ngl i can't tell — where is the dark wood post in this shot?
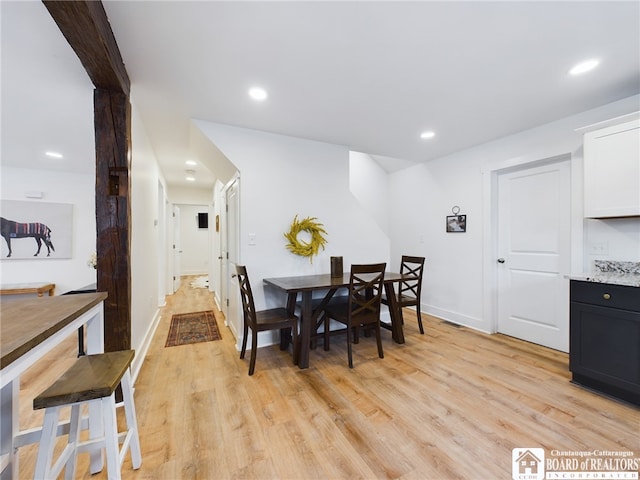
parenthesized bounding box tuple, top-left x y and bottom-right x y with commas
(95, 89, 132, 352)
(43, 1, 132, 352)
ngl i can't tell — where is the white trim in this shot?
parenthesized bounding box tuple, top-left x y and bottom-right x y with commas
(482, 153, 579, 336)
(574, 111, 640, 134)
(131, 308, 162, 384)
(423, 304, 490, 334)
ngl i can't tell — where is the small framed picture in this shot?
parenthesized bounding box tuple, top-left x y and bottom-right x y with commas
(446, 215, 466, 233)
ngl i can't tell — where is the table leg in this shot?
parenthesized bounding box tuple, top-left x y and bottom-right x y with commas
(298, 291, 313, 369)
(384, 283, 405, 344)
(0, 380, 18, 480)
(279, 293, 297, 353)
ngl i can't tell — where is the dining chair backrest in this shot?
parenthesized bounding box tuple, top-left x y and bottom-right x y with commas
(235, 265, 299, 375)
(236, 265, 257, 327)
(399, 255, 425, 301)
(348, 262, 387, 325)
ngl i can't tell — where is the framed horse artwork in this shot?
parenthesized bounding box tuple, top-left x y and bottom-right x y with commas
(0, 200, 73, 260)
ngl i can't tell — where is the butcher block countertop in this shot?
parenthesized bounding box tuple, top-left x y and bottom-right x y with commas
(0, 292, 107, 369)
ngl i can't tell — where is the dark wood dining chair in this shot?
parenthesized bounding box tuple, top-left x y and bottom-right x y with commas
(382, 255, 425, 334)
(322, 263, 386, 368)
(236, 265, 299, 375)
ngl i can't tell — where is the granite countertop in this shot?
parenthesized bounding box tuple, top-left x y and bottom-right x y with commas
(569, 260, 640, 288)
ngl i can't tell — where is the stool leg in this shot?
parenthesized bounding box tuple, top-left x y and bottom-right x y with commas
(102, 395, 121, 480)
(35, 405, 81, 480)
(63, 404, 82, 480)
(34, 406, 60, 479)
(121, 369, 142, 469)
(88, 399, 105, 474)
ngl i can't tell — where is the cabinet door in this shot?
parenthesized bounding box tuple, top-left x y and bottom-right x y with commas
(584, 119, 640, 218)
(570, 301, 640, 395)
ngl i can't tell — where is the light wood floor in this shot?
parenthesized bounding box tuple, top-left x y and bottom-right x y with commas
(15, 275, 639, 479)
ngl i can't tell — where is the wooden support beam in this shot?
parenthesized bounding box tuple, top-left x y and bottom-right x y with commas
(94, 89, 132, 352)
(43, 1, 132, 352)
(42, 1, 130, 94)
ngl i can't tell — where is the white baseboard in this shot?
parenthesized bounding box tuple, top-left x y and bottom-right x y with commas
(423, 304, 491, 334)
(131, 308, 162, 384)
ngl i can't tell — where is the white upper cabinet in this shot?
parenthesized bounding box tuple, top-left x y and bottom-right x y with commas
(583, 118, 640, 218)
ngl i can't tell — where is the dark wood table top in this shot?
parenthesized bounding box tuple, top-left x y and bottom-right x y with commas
(264, 272, 406, 292)
(0, 292, 107, 369)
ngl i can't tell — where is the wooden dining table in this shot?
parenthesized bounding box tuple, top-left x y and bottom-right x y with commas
(263, 272, 410, 369)
(0, 292, 107, 478)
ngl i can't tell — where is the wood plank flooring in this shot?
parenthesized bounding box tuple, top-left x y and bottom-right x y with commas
(15, 275, 639, 479)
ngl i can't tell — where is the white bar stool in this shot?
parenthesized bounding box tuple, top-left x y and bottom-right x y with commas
(32, 350, 142, 480)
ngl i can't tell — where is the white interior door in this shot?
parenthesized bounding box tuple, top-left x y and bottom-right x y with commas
(497, 160, 571, 352)
(225, 177, 241, 339)
(172, 204, 182, 293)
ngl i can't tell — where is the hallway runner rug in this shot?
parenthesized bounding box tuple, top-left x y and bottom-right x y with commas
(165, 310, 221, 347)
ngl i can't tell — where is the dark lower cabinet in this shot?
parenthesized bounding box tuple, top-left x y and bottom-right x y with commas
(570, 280, 640, 405)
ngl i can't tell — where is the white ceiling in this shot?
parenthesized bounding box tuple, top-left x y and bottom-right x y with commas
(2, 1, 639, 188)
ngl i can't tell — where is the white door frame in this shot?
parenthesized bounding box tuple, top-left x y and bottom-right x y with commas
(221, 173, 241, 341)
(482, 153, 584, 334)
(157, 180, 167, 306)
(172, 204, 182, 293)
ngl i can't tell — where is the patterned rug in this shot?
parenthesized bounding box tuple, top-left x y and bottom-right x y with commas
(165, 310, 221, 347)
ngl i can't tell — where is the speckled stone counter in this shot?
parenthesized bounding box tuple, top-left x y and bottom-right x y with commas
(569, 260, 640, 288)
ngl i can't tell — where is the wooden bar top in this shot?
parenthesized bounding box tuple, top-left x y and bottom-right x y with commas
(0, 282, 55, 297)
(0, 292, 107, 369)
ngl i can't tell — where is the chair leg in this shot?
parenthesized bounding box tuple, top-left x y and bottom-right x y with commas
(279, 327, 291, 351)
(416, 305, 424, 334)
(291, 322, 299, 365)
(353, 325, 360, 344)
(347, 323, 354, 368)
(323, 317, 331, 351)
(240, 322, 248, 359)
(375, 324, 384, 359)
(248, 329, 258, 375)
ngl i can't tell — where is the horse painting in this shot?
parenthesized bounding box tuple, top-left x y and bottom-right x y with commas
(1, 217, 55, 258)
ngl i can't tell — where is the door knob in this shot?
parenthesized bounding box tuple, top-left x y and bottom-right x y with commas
(497, 258, 506, 264)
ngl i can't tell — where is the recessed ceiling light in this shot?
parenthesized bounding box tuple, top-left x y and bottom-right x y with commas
(569, 59, 599, 76)
(45, 151, 63, 158)
(185, 160, 197, 166)
(249, 87, 268, 101)
(186, 176, 196, 182)
(420, 131, 436, 139)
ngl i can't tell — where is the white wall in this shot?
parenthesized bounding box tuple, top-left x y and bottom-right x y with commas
(195, 121, 391, 345)
(176, 204, 210, 275)
(388, 94, 640, 333)
(167, 185, 212, 205)
(0, 167, 97, 294)
(129, 98, 166, 376)
(349, 151, 389, 236)
(584, 217, 640, 268)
